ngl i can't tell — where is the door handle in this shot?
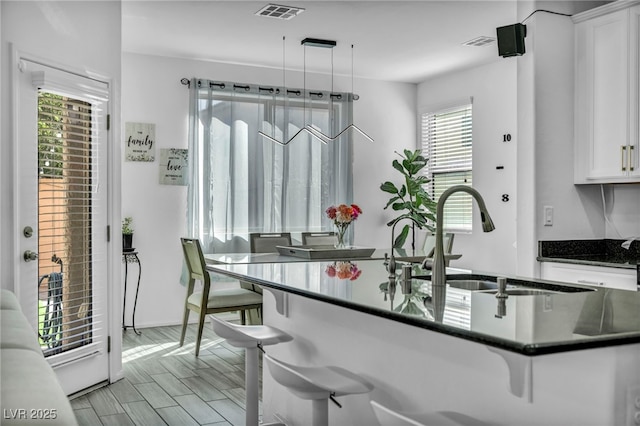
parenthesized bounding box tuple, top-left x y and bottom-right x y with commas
(577, 279, 605, 286)
(23, 250, 38, 262)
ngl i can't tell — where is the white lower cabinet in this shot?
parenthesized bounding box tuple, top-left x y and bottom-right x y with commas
(540, 261, 637, 291)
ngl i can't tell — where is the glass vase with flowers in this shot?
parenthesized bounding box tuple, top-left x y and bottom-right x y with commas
(325, 203, 362, 248)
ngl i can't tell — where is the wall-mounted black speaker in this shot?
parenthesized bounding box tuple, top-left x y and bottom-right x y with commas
(496, 23, 527, 57)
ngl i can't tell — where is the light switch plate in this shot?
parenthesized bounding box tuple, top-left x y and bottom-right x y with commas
(544, 206, 553, 226)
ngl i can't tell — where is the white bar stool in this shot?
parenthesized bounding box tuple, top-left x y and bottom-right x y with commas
(264, 354, 374, 426)
(370, 400, 489, 426)
(370, 401, 426, 426)
(210, 315, 293, 426)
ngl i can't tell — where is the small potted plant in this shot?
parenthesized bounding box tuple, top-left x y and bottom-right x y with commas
(122, 217, 134, 251)
(380, 149, 436, 249)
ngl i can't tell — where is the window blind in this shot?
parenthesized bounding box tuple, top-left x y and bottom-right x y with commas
(38, 91, 101, 357)
(421, 104, 473, 232)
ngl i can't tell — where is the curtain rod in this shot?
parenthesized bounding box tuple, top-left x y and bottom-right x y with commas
(180, 78, 359, 100)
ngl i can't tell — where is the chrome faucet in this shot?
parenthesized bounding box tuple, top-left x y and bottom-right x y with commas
(425, 185, 495, 287)
(387, 216, 421, 281)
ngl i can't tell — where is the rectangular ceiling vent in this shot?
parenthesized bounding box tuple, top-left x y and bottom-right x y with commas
(255, 4, 305, 20)
(462, 36, 496, 47)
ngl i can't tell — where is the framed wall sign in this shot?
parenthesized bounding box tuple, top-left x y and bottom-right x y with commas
(125, 122, 156, 162)
(159, 148, 188, 186)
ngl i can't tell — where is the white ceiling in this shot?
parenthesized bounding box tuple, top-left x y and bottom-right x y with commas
(122, 1, 519, 84)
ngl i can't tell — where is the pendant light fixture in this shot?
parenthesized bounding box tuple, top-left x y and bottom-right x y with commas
(307, 42, 374, 143)
(258, 36, 327, 145)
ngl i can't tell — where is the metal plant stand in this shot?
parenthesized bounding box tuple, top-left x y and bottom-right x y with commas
(122, 251, 142, 335)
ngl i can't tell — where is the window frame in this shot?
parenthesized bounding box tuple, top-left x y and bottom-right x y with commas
(420, 102, 473, 233)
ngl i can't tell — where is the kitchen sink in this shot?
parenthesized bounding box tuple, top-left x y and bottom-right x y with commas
(446, 280, 498, 291)
(447, 282, 560, 295)
(410, 273, 595, 294)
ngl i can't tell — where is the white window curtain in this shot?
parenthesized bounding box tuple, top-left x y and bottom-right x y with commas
(186, 79, 354, 253)
(421, 103, 473, 233)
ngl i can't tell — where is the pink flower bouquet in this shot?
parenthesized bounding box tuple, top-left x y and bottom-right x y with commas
(325, 261, 362, 281)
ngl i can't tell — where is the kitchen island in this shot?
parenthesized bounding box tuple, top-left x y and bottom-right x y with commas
(208, 258, 640, 425)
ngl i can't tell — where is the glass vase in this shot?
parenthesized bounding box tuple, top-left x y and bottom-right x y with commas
(335, 224, 350, 249)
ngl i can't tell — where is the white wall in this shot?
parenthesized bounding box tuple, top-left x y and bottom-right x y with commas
(122, 52, 416, 327)
(413, 1, 639, 278)
(351, 78, 418, 249)
(606, 185, 640, 240)
(417, 59, 519, 275)
(529, 9, 604, 244)
(521, 3, 640, 272)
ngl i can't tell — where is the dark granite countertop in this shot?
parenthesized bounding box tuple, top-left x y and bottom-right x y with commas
(208, 259, 640, 356)
(538, 239, 639, 269)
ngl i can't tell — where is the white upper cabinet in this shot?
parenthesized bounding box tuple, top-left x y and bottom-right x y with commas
(574, 3, 640, 183)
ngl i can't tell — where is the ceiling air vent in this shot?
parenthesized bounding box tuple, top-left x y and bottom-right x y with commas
(255, 4, 305, 20)
(462, 36, 496, 47)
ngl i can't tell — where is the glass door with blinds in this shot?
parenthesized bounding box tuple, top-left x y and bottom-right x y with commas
(16, 59, 110, 395)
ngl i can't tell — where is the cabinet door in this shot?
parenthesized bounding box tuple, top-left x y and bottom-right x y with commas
(540, 262, 637, 291)
(575, 8, 629, 182)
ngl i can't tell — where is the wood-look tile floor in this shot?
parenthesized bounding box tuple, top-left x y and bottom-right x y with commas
(72, 322, 256, 426)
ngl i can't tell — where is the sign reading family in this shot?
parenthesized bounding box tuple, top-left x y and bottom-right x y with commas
(125, 122, 155, 162)
(159, 148, 188, 186)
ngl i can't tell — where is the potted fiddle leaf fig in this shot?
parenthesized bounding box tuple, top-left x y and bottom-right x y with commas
(380, 149, 436, 249)
(122, 217, 134, 251)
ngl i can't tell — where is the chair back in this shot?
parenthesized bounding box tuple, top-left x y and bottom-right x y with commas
(181, 238, 210, 285)
(249, 232, 292, 253)
(301, 232, 337, 246)
(423, 233, 455, 257)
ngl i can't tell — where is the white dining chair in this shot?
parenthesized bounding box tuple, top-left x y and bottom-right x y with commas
(179, 238, 263, 356)
(423, 232, 455, 266)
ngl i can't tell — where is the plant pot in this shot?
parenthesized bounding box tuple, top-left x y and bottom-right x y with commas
(123, 233, 133, 250)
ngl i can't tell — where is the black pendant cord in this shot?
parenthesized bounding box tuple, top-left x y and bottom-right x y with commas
(282, 35, 286, 139)
(258, 36, 288, 145)
(303, 43, 307, 127)
(258, 37, 325, 145)
(331, 46, 335, 95)
(309, 43, 374, 143)
(351, 45, 355, 99)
